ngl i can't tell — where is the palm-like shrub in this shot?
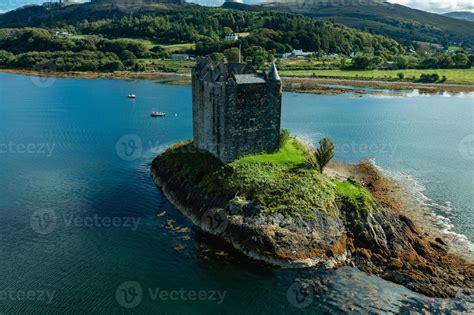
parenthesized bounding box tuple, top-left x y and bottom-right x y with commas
(315, 138, 335, 173)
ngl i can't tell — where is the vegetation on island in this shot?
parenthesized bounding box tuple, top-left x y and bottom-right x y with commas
(157, 135, 376, 219)
(314, 138, 336, 173)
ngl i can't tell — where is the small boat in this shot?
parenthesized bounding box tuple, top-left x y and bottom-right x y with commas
(150, 111, 166, 117)
(128, 94, 136, 99)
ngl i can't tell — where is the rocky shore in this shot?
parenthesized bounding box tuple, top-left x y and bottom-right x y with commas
(151, 144, 473, 299)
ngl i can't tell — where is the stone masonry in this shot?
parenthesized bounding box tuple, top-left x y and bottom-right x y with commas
(192, 57, 282, 163)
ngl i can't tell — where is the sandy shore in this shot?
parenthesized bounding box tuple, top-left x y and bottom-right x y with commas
(2, 68, 473, 95)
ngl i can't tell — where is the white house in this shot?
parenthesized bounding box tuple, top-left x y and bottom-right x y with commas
(55, 31, 72, 37)
(171, 54, 191, 60)
(291, 49, 313, 58)
(224, 33, 239, 41)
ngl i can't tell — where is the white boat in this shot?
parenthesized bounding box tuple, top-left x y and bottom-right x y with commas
(150, 111, 166, 117)
(128, 94, 136, 99)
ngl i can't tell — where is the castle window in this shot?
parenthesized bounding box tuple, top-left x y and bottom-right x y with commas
(249, 118, 256, 128)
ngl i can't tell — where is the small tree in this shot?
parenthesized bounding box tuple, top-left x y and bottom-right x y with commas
(315, 138, 335, 173)
(224, 47, 241, 63)
(210, 52, 224, 62)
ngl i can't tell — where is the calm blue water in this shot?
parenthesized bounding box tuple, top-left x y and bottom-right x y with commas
(0, 73, 473, 313)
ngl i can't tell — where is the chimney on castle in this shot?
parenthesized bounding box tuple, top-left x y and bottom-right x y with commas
(268, 63, 281, 81)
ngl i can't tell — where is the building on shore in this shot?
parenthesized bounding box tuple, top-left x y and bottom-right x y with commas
(192, 57, 282, 164)
(224, 33, 239, 41)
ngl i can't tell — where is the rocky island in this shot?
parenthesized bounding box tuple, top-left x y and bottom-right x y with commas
(151, 58, 473, 299)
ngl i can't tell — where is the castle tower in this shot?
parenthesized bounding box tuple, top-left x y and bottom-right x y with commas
(192, 58, 282, 164)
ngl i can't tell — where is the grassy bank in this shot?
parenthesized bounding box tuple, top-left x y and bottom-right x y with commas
(138, 59, 195, 73)
(158, 138, 376, 218)
(279, 68, 474, 85)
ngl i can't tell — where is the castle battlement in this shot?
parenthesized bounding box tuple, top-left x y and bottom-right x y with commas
(192, 57, 282, 163)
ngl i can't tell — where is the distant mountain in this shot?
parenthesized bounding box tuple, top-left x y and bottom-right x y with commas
(2, 0, 473, 47)
(232, 0, 474, 46)
(444, 11, 474, 22)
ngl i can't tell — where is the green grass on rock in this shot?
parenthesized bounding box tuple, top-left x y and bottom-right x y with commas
(158, 138, 378, 218)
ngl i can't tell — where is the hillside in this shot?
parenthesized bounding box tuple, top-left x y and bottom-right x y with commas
(0, 1, 192, 27)
(444, 11, 474, 22)
(1, 1, 473, 48)
(0, 2, 410, 74)
(240, 0, 474, 46)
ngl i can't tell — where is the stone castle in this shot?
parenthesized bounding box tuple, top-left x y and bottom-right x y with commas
(192, 57, 282, 163)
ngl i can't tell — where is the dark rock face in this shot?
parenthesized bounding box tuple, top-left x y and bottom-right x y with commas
(152, 157, 350, 268)
(151, 157, 474, 298)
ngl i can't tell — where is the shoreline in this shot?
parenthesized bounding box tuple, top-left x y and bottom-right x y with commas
(325, 160, 474, 260)
(2, 68, 473, 95)
(151, 141, 473, 298)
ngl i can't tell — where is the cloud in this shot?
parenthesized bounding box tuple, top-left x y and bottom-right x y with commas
(388, 0, 474, 13)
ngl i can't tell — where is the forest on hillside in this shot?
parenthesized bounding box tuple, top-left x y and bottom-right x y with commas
(0, 5, 472, 74)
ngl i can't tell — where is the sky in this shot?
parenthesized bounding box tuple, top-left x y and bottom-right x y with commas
(1, 0, 473, 14)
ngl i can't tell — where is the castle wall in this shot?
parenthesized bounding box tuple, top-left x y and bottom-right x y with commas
(192, 71, 227, 158)
(220, 82, 281, 163)
(192, 61, 282, 164)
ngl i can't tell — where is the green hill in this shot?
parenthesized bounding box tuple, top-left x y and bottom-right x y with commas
(2, 1, 473, 47)
(231, 0, 474, 46)
(0, 1, 192, 27)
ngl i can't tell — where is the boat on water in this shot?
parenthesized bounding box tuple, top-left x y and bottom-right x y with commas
(128, 94, 136, 99)
(150, 111, 166, 117)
